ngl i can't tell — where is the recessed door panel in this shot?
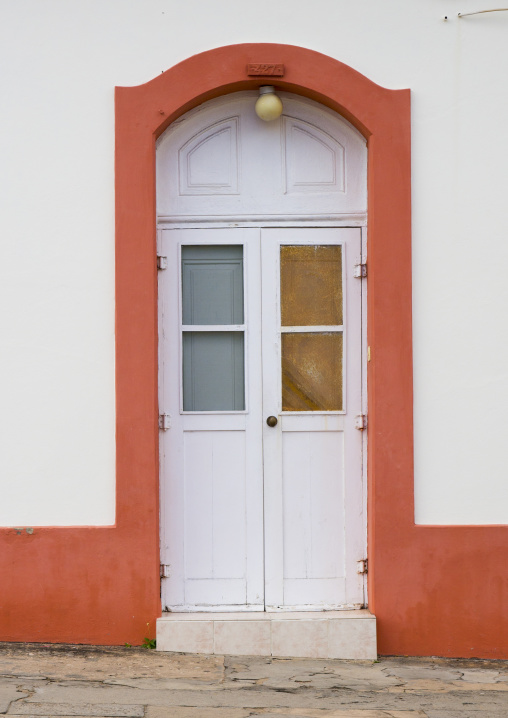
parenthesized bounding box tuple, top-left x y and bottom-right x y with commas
(183, 431, 246, 580)
(282, 430, 345, 580)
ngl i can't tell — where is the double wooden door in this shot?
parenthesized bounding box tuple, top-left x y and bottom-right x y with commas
(159, 225, 364, 611)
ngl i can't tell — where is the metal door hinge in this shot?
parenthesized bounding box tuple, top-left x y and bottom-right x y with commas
(354, 262, 367, 278)
(357, 559, 368, 575)
(157, 255, 168, 270)
(355, 414, 367, 430)
(160, 564, 171, 578)
(159, 413, 171, 430)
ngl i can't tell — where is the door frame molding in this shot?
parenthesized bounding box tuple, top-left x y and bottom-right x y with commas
(115, 43, 413, 624)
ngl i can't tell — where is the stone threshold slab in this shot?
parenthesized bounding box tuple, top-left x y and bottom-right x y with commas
(156, 609, 376, 659)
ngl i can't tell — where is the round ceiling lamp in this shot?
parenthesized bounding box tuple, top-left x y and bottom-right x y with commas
(255, 86, 283, 122)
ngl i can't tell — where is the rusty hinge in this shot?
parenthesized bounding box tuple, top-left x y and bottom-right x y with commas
(159, 413, 171, 430)
(160, 564, 171, 579)
(354, 262, 367, 278)
(157, 255, 168, 270)
(357, 559, 368, 575)
(355, 414, 367, 431)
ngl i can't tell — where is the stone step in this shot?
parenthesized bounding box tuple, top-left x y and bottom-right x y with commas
(156, 609, 376, 659)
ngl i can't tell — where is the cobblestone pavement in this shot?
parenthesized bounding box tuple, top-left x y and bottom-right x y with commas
(0, 643, 507, 718)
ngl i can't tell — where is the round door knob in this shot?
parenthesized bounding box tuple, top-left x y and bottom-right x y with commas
(266, 415, 278, 427)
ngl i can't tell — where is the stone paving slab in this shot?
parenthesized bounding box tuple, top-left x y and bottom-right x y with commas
(0, 646, 223, 682)
(103, 677, 224, 690)
(386, 677, 508, 692)
(1, 643, 508, 717)
(146, 710, 428, 717)
(0, 681, 31, 713)
(241, 713, 427, 718)
(226, 657, 402, 690)
(14, 685, 508, 712)
(146, 709, 253, 718)
(7, 704, 144, 717)
(146, 711, 426, 718)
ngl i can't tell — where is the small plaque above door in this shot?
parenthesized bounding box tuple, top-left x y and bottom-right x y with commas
(247, 63, 284, 76)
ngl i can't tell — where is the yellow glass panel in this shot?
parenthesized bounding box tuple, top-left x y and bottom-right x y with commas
(280, 245, 342, 326)
(281, 333, 343, 411)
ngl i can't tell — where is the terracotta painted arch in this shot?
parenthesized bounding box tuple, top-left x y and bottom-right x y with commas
(1, 43, 507, 657)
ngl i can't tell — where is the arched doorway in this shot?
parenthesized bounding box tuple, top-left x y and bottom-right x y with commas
(114, 44, 412, 657)
(157, 92, 367, 613)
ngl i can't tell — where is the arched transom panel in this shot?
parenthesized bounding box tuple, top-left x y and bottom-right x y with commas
(156, 92, 367, 221)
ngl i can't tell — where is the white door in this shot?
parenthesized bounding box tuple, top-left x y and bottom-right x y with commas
(159, 225, 364, 611)
(160, 228, 265, 610)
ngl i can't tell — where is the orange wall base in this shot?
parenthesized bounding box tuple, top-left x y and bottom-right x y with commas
(0, 526, 160, 645)
(372, 525, 508, 658)
(0, 44, 507, 658)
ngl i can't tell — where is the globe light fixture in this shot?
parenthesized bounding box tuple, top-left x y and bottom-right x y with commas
(255, 86, 283, 121)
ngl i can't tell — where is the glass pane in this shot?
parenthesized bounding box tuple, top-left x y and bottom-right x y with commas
(183, 332, 245, 411)
(280, 245, 342, 326)
(281, 332, 343, 411)
(182, 245, 243, 325)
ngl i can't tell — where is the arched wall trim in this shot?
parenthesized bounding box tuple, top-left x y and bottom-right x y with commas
(1, 44, 506, 657)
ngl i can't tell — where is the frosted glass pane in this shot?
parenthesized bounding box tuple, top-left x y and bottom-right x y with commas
(183, 332, 245, 411)
(280, 245, 342, 326)
(282, 332, 343, 411)
(182, 245, 243, 325)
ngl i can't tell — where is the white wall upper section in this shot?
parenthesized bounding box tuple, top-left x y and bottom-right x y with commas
(1, 0, 508, 524)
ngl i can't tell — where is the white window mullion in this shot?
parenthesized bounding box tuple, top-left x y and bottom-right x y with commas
(182, 324, 245, 332)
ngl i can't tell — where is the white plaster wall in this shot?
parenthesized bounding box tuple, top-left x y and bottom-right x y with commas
(1, 0, 508, 525)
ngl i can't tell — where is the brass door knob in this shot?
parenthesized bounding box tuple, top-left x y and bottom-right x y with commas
(266, 416, 278, 427)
